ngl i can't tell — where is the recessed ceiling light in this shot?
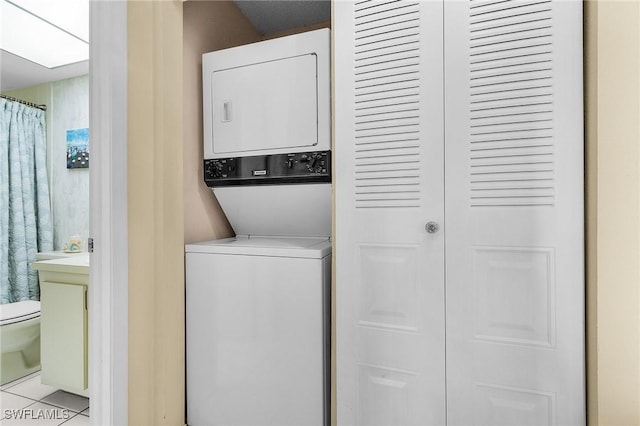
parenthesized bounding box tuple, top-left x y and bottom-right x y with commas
(0, 0, 88, 69)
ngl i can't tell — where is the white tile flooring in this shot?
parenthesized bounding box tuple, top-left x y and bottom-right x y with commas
(0, 372, 89, 425)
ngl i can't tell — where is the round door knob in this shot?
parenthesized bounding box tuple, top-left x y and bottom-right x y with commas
(425, 221, 440, 234)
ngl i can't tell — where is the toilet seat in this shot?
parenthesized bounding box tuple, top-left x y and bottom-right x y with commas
(0, 301, 41, 326)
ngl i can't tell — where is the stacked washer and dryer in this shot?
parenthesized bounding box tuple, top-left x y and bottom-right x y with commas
(185, 29, 331, 426)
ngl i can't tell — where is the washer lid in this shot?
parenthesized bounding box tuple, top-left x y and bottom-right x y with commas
(0, 300, 40, 326)
(185, 236, 331, 259)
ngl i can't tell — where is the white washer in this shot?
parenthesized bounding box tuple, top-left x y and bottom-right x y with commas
(185, 236, 331, 426)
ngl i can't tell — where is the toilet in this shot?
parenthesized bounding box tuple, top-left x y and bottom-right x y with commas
(0, 301, 41, 385)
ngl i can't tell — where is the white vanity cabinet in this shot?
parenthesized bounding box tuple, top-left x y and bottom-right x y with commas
(33, 256, 89, 397)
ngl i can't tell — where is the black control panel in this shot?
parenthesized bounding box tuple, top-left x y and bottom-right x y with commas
(204, 151, 331, 187)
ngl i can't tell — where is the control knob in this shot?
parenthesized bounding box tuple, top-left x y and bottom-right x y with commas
(210, 161, 224, 178)
(307, 153, 324, 173)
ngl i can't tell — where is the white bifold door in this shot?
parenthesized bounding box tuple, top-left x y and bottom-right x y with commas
(335, 0, 446, 423)
(335, 1, 585, 425)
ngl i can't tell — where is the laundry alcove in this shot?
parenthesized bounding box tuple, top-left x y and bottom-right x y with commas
(334, 1, 585, 424)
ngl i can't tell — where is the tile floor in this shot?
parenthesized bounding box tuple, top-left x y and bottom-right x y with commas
(0, 372, 89, 425)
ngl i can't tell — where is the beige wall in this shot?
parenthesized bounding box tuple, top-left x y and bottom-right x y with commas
(127, 1, 185, 424)
(585, 1, 640, 425)
(182, 0, 260, 244)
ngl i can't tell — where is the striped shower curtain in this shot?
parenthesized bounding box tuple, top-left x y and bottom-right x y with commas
(0, 98, 53, 303)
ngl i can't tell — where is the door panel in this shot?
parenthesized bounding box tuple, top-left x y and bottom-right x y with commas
(335, 0, 446, 424)
(444, 1, 585, 424)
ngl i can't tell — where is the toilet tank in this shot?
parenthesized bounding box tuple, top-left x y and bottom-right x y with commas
(202, 28, 330, 160)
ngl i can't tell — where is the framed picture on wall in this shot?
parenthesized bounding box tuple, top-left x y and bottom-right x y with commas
(66, 128, 89, 169)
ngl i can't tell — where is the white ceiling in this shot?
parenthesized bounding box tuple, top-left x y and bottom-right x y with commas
(0, 0, 88, 92)
(1, 50, 88, 92)
(1, 0, 329, 92)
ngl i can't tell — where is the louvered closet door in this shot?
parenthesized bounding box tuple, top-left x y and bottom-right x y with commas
(335, 0, 446, 425)
(444, 1, 585, 425)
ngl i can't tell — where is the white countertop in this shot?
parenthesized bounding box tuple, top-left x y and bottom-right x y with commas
(36, 250, 87, 261)
(32, 254, 90, 275)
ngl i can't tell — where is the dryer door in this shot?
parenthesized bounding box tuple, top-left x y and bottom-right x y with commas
(202, 29, 331, 160)
(210, 54, 319, 155)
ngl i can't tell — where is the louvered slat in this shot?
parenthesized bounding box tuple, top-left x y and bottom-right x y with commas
(469, 0, 554, 207)
(354, 0, 421, 209)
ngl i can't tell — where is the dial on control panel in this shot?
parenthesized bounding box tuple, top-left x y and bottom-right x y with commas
(296, 153, 326, 174)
